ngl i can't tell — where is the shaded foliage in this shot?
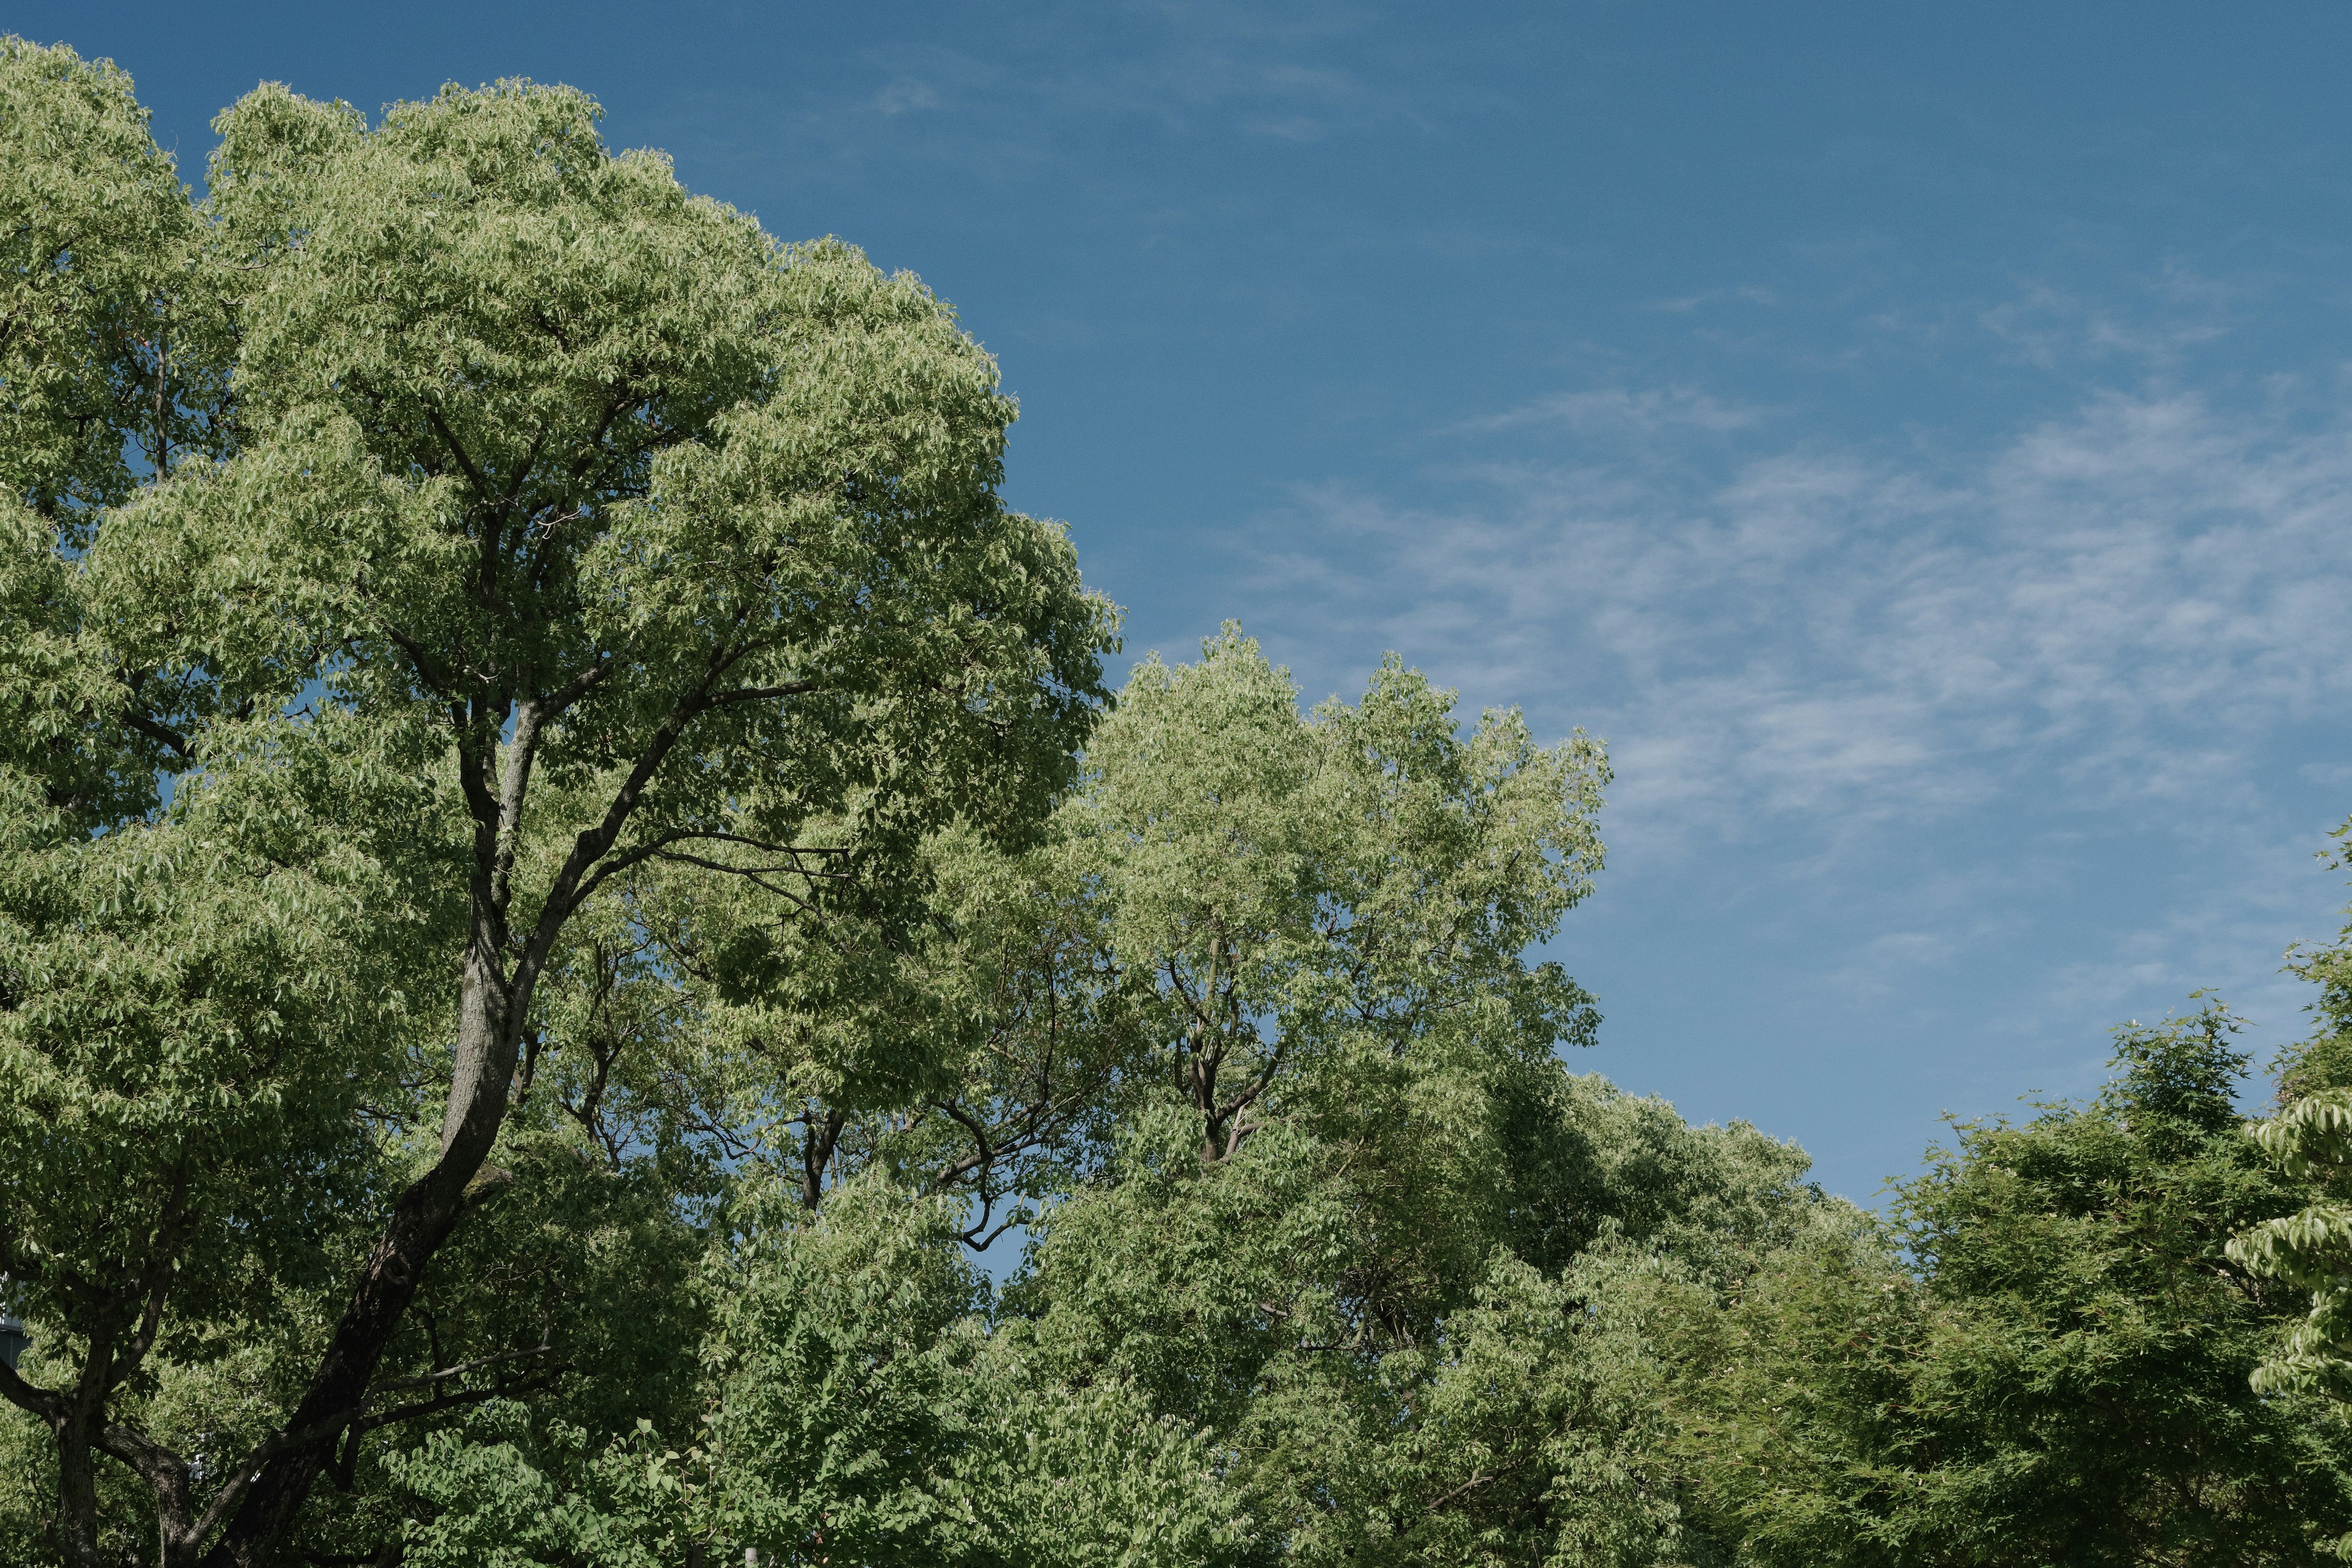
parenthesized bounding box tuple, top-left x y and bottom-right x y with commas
(1675, 1006, 2352, 1567)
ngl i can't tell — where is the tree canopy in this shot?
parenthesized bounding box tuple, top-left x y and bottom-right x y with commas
(10, 36, 2352, 1568)
(1, 40, 1109, 1568)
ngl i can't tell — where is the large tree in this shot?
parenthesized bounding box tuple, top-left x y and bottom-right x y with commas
(1675, 1006, 2352, 1567)
(0, 42, 1111, 1568)
(337, 632, 1807, 1568)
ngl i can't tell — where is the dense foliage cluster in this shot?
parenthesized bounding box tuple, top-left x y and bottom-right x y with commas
(8, 39, 2352, 1568)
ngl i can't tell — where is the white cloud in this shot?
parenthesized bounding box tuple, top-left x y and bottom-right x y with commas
(1458, 385, 1769, 438)
(1216, 374, 2352, 1108)
(1244, 385, 2352, 865)
(1245, 115, 1326, 141)
(1980, 274, 2237, 368)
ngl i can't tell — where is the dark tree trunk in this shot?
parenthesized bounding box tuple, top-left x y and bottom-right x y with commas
(197, 940, 521, 1568)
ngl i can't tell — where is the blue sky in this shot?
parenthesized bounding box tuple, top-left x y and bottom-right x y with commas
(25, 1, 2352, 1204)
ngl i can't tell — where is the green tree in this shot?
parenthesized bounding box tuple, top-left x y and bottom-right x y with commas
(2232, 829, 2352, 1396)
(2231, 1093, 2352, 1396)
(1678, 1005, 2352, 1567)
(734, 625, 1614, 1262)
(382, 1170, 1250, 1568)
(973, 633, 1827, 1566)
(362, 631, 1823, 1568)
(0, 44, 1110, 1568)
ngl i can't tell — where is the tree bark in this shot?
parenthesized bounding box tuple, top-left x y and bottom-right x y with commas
(196, 650, 728, 1564)
(197, 677, 674, 1564)
(53, 1398, 104, 1568)
(197, 936, 521, 1568)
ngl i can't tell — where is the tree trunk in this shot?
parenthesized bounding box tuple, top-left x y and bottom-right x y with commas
(197, 940, 521, 1568)
(52, 1404, 104, 1568)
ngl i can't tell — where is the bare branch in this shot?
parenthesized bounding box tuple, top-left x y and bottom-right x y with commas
(120, 704, 193, 761)
(644, 851, 826, 911)
(106, 1181, 188, 1395)
(1425, 1469, 1498, 1514)
(936, 1100, 995, 1182)
(658, 831, 851, 859)
(352, 592, 460, 699)
(960, 1206, 1028, 1253)
(565, 830, 701, 913)
(527, 636, 753, 938)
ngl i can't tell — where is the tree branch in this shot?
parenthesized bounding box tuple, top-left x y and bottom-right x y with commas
(358, 609, 459, 700)
(106, 1180, 189, 1396)
(704, 680, 820, 707)
(1426, 1469, 1497, 1515)
(0, 1357, 63, 1423)
(420, 403, 492, 506)
(120, 704, 193, 762)
(350, 1374, 562, 1444)
(372, 1343, 556, 1396)
(543, 656, 612, 717)
(94, 1419, 194, 1526)
(489, 699, 546, 913)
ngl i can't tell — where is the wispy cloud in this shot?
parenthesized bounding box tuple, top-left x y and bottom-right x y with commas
(718, 5, 1406, 187)
(1649, 284, 1781, 314)
(1980, 281, 2236, 368)
(872, 79, 944, 116)
(1456, 385, 1770, 438)
(1248, 385, 2352, 854)
(1224, 368, 2352, 1088)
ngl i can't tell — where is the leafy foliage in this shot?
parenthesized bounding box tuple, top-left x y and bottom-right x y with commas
(12, 34, 2352, 1568)
(2235, 831, 2352, 1399)
(1676, 1006, 2352, 1567)
(0, 40, 1109, 1568)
